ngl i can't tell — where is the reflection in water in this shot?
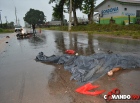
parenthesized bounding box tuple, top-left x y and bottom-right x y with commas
(42, 31, 140, 56)
(54, 32, 66, 52)
(53, 32, 95, 55)
(97, 36, 140, 54)
(86, 34, 95, 55)
(73, 34, 78, 51)
(28, 34, 46, 47)
(69, 32, 73, 50)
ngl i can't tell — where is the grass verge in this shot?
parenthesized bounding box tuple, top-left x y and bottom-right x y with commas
(42, 24, 140, 39)
(0, 28, 14, 33)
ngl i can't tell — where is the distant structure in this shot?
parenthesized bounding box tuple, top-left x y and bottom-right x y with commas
(47, 15, 68, 26)
(71, 17, 88, 25)
(94, 0, 140, 25)
(48, 21, 61, 26)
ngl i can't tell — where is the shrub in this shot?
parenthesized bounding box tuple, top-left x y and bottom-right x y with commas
(0, 28, 3, 32)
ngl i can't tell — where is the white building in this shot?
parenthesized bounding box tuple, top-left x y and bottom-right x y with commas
(93, 13, 99, 23)
(94, 0, 140, 25)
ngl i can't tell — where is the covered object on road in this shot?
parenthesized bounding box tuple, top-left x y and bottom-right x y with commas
(35, 52, 140, 84)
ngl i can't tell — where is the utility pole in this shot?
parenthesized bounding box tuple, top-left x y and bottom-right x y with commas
(68, 0, 72, 31)
(5, 16, 7, 28)
(17, 18, 20, 25)
(0, 10, 2, 28)
(15, 7, 17, 25)
(5, 16, 7, 24)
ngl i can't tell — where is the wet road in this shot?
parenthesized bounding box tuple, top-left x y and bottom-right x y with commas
(0, 31, 140, 103)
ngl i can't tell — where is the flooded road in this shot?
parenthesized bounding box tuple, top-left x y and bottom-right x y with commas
(0, 31, 140, 103)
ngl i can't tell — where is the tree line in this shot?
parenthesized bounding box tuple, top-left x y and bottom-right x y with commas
(0, 22, 15, 29)
(49, 0, 97, 26)
(23, 0, 97, 26)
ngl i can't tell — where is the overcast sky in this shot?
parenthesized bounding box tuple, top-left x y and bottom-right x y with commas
(0, 0, 103, 26)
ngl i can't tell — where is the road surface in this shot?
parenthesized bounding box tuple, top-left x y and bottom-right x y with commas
(0, 31, 140, 103)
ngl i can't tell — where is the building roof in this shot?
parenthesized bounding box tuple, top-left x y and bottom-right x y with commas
(94, 13, 99, 16)
(117, 0, 140, 3)
(95, 0, 140, 11)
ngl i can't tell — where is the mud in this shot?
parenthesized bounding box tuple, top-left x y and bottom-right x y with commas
(0, 31, 140, 103)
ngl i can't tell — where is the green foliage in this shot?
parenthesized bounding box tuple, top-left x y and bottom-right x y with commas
(71, 25, 87, 31)
(82, 0, 96, 23)
(0, 22, 14, 29)
(0, 28, 14, 33)
(43, 26, 68, 31)
(82, 0, 96, 14)
(50, 0, 66, 25)
(0, 28, 3, 32)
(43, 23, 140, 39)
(72, 0, 83, 10)
(24, 9, 46, 25)
(84, 23, 140, 32)
(52, 4, 63, 20)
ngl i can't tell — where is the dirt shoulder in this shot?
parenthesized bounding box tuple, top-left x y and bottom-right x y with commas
(0, 33, 15, 53)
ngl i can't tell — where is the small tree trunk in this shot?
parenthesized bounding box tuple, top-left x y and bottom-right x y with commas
(88, 1, 94, 24)
(61, 13, 64, 26)
(60, 0, 65, 26)
(89, 11, 93, 24)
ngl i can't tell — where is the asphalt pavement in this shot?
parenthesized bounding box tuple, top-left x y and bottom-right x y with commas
(0, 31, 140, 103)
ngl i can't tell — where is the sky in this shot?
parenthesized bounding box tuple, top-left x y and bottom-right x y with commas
(0, 0, 103, 26)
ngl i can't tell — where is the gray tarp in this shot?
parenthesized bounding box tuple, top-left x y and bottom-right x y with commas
(35, 52, 140, 84)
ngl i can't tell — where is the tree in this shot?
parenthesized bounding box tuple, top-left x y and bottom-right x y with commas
(24, 8, 46, 25)
(82, 0, 96, 24)
(72, 0, 83, 26)
(65, 0, 83, 26)
(49, 0, 66, 26)
(8, 21, 14, 28)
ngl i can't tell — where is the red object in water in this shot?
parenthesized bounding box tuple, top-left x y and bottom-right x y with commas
(76, 83, 99, 92)
(75, 83, 105, 96)
(83, 90, 105, 96)
(65, 50, 75, 54)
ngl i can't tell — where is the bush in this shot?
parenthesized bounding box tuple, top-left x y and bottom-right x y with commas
(132, 34, 139, 39)
(0, 28, 14, 33)
(0, 28, 3, 32)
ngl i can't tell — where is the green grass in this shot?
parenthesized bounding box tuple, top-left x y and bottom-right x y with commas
(41, 26, 68, 31)
(42, 24, 140, 39)
(0, 28, 14, 33)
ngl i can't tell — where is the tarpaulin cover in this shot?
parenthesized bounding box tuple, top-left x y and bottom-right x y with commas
(35, 52, 140, 84)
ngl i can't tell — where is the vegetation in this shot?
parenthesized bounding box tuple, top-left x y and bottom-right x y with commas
(0, 22, 14, 29)
(49, 0, 96, 26)
(50, 0, 65, 25)
(82, 0, 96, 24)
(24, 8, 46, 25)
(0, 28, 14, 33)
(43, 24, 140, 39)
